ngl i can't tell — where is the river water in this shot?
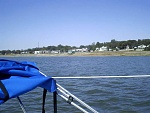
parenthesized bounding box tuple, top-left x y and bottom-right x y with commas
(0, 56, 150, 113)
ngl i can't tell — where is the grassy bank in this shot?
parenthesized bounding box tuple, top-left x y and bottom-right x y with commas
(0, 51, 150, 57)
(72, 51, 150, 56)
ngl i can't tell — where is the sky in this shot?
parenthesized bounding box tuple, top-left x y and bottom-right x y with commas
(0, 0, 150, 50)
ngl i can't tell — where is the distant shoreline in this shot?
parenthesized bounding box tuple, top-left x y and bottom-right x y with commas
(0, 51, 150, 57)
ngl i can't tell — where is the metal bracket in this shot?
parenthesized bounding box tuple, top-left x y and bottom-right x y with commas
(67, 96, 74, 104)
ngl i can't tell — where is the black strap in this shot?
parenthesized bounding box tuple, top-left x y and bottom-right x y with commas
(53, 91, 57, 113)
(0, 80, 9, 102)
(42, 89, 47, 113)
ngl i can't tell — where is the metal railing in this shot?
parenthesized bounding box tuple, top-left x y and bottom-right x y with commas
(17, 83, 99, 113)
(56, 83, 99, 113)
(17, 73, 150, 113)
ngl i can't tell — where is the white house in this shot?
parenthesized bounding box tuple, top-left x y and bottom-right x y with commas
(51, 50, 59, 54)
(34, 51, 41, 54)
(75, 49, 83, 52)
(138, 45, 147, 49)
(81, 48, 88, 52)
(95, 46, 108, 51)
(71, 48, 88, 52)
(99, 46, 108, 51)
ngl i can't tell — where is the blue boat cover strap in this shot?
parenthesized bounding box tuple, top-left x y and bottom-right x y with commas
(42, 89, 47, 113)
(0, 80, 9, 102)
(0, 59, 57, 104)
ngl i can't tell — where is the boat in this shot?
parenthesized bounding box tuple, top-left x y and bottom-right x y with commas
(0, 59, 98, 113)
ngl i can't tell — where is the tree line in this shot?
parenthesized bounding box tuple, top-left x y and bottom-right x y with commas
(0, 39, 150, 55)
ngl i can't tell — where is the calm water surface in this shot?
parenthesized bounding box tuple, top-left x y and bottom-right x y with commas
(0, 56, 150, 113)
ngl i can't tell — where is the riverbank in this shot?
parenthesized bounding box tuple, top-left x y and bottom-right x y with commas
(73, 51, 150, 56)
(1, 51, 150, 57)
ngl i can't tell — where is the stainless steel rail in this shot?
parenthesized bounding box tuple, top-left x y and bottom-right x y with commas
(56, 83, 99, 113)
(40, 71, 99, 113)
(17, 97, 27, 113)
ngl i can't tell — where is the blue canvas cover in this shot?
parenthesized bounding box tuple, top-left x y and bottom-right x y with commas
(0, 59, 57, 104)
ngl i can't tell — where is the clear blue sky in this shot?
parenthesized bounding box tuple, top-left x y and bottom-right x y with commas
(0, 0, 150, 50)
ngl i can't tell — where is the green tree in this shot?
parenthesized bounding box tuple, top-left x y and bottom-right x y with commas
(79, 45, 86, 49)
(127, 40, 137, 49)
(144, 46, 150, 51)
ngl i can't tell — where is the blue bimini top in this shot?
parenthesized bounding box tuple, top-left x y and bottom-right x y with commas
(0, 59, 57, 104)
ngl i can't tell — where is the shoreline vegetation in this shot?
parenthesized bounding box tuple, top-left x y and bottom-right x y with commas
(1, 51, 150, 57)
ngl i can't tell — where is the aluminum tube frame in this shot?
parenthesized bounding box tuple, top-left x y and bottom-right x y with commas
(57, 93, 88, 113)
(17, 97, 27, 113)
(57, 83, 99, 113)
